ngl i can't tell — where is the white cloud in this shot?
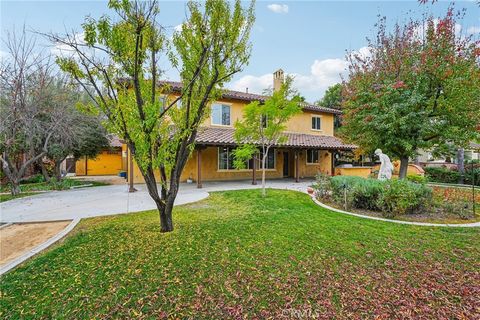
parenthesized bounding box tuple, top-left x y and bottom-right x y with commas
(0, 50, 8, 61)
(174, 24, 183, 32)
(230, 74, 272, 94)
(229, 46, 378, 101)
(413, 19, 462, 40)
(267, 4, 289, 14)
(229, 57, 350, 101)
(50, 32, 86, 57)
(467, 26, 480, 34)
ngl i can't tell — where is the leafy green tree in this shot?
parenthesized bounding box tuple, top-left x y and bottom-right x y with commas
(44, 111, 109, 181)
(50, 0, 255, 232)
(317, 83, 343, 109)
(233, 76, 302, 196)
(342, 8, 480, 179)
(316, 83, 343, 129)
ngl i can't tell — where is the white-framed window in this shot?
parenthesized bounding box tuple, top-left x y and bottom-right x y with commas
(218, 147, 251, 170)
(218, 147, 275, 170)
(259, 148, 275, 169)
(311, 116, 322, 130)
(211, 103, 231, 126)
(218, 147, 235, 170)
(306, 149, 319, 164)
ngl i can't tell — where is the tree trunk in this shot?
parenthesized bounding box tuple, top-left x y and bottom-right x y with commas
(143, 167, 174, 232)
(10, 179, 21, 196)
(55, 161, 63, 181)
(160, 189, 176, 233)
(261, 155, 266, 197)
(38, 160, 51, 182)
(398, 156, 409, 179)
(457, 148, 465, 184)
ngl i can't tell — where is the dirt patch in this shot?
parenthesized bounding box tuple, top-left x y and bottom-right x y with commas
(0, 221, 71, 266)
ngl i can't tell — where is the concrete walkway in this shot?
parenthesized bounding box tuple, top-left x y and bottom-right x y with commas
(0, 180, 311, 223)
(1, 179, 478, 227)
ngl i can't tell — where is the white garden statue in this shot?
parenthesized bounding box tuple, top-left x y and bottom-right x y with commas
(375, 149, 394, 180)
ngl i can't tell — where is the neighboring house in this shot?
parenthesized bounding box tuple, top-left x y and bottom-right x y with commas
(126, 70, 356, 187)
(417, 141, 480, 165)
(75, 135, 125, 176)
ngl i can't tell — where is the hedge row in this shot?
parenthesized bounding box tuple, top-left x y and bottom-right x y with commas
(425, 167, 479, 186)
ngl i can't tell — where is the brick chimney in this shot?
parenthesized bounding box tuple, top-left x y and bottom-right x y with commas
(273, 69, 284, 92)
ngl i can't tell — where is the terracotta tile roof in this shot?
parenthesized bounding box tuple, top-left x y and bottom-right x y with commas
(159, 81, 341, 115)
(195, 127, 356, 150)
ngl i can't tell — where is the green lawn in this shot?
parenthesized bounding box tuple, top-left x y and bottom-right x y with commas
(1, 189, 479, 319)
(0, 178, 109, 203)
(0, 192, 38, 203)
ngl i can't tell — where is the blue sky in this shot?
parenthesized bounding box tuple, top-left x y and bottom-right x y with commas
(1, 1, 479, 102)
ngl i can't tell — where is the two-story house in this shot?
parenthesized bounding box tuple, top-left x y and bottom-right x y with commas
(125, 70, 356, 187)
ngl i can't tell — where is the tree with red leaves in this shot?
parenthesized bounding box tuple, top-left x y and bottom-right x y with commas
(341, 8, 480, 178)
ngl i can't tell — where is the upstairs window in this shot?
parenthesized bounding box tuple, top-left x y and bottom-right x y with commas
(306, 149, 319, 164)
(311, 116, 321, 130)
(212, 104, 231, 126)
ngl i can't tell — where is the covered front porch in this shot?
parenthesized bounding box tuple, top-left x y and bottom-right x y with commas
(189, 145, 337, 189)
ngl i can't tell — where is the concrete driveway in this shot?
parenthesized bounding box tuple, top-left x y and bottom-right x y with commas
(0, 180, 312, 223)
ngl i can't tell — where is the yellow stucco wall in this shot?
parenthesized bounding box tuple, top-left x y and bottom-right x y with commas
(166, 95, 335, 136)
(373, 163, 425, 177)
(75, 149, 123, 176)
(335, 167, 373, 178)
(123, 93, 337, 183)
(127, 147, 334, 183)
(285, 112, 334, 136)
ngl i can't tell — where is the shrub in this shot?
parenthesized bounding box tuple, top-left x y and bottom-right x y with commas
(329, 176, 384, 211)
(48, 178, 82, 190)
(376, 180, 432, 218)
(311, 173, 332, 200)
(406, 174, 426, 184)
(350, 179, 384, 211)
(20, 174, 45, 184)
(464, 167, 480, 186)
(424, 167, 460, 184)
(316, 176, 433, 218)
(329, 176, 364, 208)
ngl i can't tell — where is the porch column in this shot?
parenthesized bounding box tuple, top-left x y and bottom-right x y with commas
(295, 150, 300, 183)
(331, 150, 336, 177)
(197, 148, 203, 189)
(128, 147, 136, 193)
(252, 156, 257, 185)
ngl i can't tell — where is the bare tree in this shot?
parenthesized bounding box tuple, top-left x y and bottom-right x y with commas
(0, 29, 71, 194)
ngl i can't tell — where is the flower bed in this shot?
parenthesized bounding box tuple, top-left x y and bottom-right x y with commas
(312, 174, 479, 223)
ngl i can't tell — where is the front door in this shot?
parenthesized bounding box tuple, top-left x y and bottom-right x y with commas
(283, 152, 289, 177)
